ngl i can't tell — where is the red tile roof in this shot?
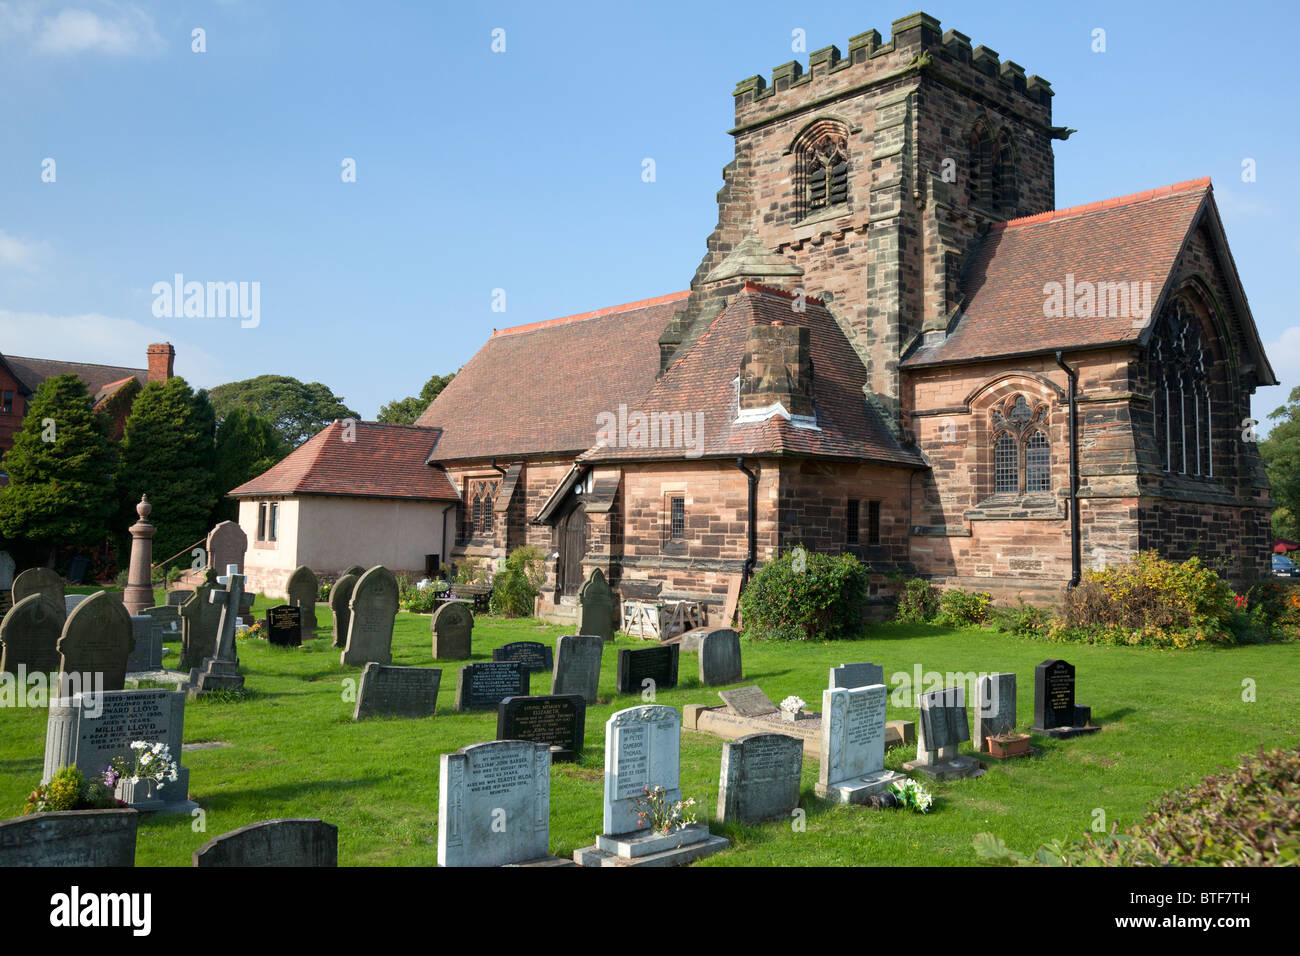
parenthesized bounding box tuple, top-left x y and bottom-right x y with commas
(903, 178, 1213, 367)
(5, 355, 147, 395)
(418, 292, 689, 461)
(228, 420, 458, 501)
(580, 283, 926, 466)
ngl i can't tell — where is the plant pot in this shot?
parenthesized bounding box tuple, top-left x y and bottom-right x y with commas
(986, 733, 1032, 759)
(781, 709, 803, 723)
(115, 777, 163, 806)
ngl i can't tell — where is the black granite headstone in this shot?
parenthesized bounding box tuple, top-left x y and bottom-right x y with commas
(266, 604, 302, 647)
(497, 693, 586, 761)
(493, 641, 554, 675)
(615, 644, 679, 695)
(454, 661, 529, 711)
(1032, 658, 1099, 737)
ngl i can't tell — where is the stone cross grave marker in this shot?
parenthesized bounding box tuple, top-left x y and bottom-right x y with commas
(717, 732, 803, 825)
(815, 684, 904, 803)
(829, 661, 884, 689)
(286, 565, 318, 637)
(698, 628, 742, 686)
(615, 644, 679, 696)
(577, 567, 615, 641)
(0, 593, 63, 677)
(211, 566, 253, 661)
(431, 601, 473, 659)
(341, 566, 397, 667)
(497, 693, 586, 761)
(57, 591, 133, 693)
(551, 634, 603, 704)
(329, 572, 359, 648)
(438, 740, 554, 867)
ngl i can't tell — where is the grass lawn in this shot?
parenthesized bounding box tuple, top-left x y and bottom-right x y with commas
(2, 590, 1297, 866)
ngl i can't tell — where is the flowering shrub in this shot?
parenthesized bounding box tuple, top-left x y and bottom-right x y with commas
(240, 620, 266, 641)
(890, 778, 934, 813)
(107, 741, 179, 793)
(489, 546, 545, 618)
(935, 588, 992, 627)
(633, 785, 697, 835)
(23, 766, 119, 815)
(399, 577, 449, 613)
(894, 578, 940, 623)
(739, 549, 868, 641)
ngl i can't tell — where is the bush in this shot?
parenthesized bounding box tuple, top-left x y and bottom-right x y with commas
(1063, 551, 1236, 647)
(454, 557, 492, 588)
(490, 546, 546, 618)
(23, 766, 118, 815)
(399, 578, 448, 613)
(935, 588, 992, 627)
(975, 745, 1300, 866)
(894, 578, 940, 623)
(739, 549, 868, 641)
(166, 565, 183, 584)
(989, 598, 1054, 638)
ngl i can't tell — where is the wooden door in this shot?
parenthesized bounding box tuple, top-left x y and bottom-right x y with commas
(558, 503, 588, 596)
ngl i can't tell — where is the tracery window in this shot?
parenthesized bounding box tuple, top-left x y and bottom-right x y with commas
(794, 121, 849, 218)
(970, 122, 1017, 217)
(466, 478, 499, 537)
(990, 394, 1052, 495)
(1148, 297, 1212, 476)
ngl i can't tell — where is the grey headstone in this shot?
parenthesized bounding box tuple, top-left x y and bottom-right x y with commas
(0, 809, 138, 867)
(830, 662, 884, 689)
(178, 570, 221, 670)
(0, 593, 64, 676)
(602, 705, 681, 837)
(550, 634, 603, 704)
(917, 686, 971, 764)
(493, 641, 554, 674)
(63, 594, 88, 618)
(577, 567, 615, 641)
(12, 567, 65, 612)
(439, 740, 552, 867)
(354, 662, 441, 719)
(166, 589, 193, 608)
(717, 732, 803, 824)
(698, 628, 742, 686)
(974, 672, 1017, 751)
(455, 661, 529, 711)
(718, 685, 779, 718)
(205, 520, 247, 575)
(57, 591, 134, 692)
(341, 566, 397, 667)
(127, 614, 163, 672)
(143, 604, 181, 638)
(431, 601, 473, 659)
(287, 566, 319, 637)
(0, 551, 14, 590)
(329, 573, 358, 649)
(193, 819, 337, 867)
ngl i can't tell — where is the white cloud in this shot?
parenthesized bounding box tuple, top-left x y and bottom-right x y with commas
(0, 1, 163, 56)
(0, 231, 47, 271)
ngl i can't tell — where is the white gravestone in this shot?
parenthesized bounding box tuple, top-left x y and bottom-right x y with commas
(437, 739, 552, 867)
(815, 684, 904, 803)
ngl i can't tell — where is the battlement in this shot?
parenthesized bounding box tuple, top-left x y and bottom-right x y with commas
(732, 12, 1053, 122)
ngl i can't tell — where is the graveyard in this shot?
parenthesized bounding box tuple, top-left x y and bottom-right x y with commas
(1, 585, 1295, 866)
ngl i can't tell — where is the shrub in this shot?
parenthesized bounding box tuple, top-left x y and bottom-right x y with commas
(400, 578, 448, 613)
(166, 566, 183, 584)
(490, 546, 545, 618)
(935, 588, 992, 627)
(989, 599, 1054, 638)
(739, 549, 868, 641)
(894, 578, 940, 623)
(317, 579, 333, 602)
(975, 745, 1300, 866)
(1063, 551, 1236, 647)
(23, 766, 118, 815)
(454, 557, 492, 587)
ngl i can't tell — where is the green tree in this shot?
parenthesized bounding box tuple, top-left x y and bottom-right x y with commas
(118, 377, 218, 565)
(208, 375, 360, 447)
(1261, 386, 1300, 542)
(377, 372, 454, 425)
(0, 374, 118, 553)
(211, 408, 289, 523)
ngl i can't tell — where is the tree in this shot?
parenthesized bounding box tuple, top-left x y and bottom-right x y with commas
(211, 409, 289, 523)
(208, 375, 360, 448)
(377, 372, 454, 425)
(1260, 385, 1300, 542)
(118, 377, 218, 566)
(0, 374, 119, 554)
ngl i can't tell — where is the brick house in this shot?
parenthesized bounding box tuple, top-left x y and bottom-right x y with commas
(243, 12, 1277, 618)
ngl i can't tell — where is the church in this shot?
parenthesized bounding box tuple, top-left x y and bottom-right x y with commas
(235, 12, 1275, 619)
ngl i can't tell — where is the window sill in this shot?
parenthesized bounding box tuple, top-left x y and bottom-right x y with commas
(966, 494, 1063, 521)
(795, 204, 852, 229)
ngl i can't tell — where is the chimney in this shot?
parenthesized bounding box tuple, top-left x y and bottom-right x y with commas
(147, 343, 175, 383)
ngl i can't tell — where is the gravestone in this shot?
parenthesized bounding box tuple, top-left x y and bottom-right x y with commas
(57, 591, 134, 692)
(286, 565, 318, 638)
(815, 684, 905, 803)
(550, 634, 604, 704)
(353, 662, 441, 719)
(493, 641, 553, 675)
(615, 644, 679, 695)
(974, 672, 1018, 753)
(166, 589, 193, 608)
(577, 567, 616, 641)
(830, 661, 884, 689)
(187, 567, 250, 696)
(1032, 659, 1099, 737)
(205, 520, 247, 575)
(718, 685, 779, 718)
(903, 686, 984, 779)
(497, 694, 585, 761)
(0, 809, 138, 867)
(193, 819, 337, 867)
(66, 555, 90, 585)
(431, 601, 473, 659)
(265, 605, 303, 647)
(698, 627, 742, 686)
(63, 594, 88, 618)
(340, 564, 366, 578)
(126, 614, 163, 672)
(143, 604, 181, 642)
(341, 566, 397, 667)
(0, 551, 14, 590)
(44, 688, 196, 813)
(574, 704, 728, 867)
(178, 570, 221, 671)
(12, 567, 65, 614)
(329, 572, 358, 648)
(717, 732, 803, 824)
(0, 593, 64, 677)
(455, 661, 529, 711)
(439, 740, 559, 867)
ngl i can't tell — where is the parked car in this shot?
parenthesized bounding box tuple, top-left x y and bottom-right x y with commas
(1272, 554, 1300, 578)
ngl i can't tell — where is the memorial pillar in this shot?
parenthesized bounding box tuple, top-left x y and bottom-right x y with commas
(123, 495, 157, 616)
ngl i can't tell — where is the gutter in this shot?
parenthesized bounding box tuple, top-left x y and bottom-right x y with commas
(735, 457, 759, 589)
(1055, 351, 1082, 588)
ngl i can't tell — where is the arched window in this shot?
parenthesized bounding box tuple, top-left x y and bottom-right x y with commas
(1147, 297, 1212, 476)
(990, 394, 1052, 495)
(970, 122, 1018, 218)
(993, 129, 1017, 216)
(466, 478, 498, 537)
(794, 120, 849, 219)
(969, 122, 993, 210)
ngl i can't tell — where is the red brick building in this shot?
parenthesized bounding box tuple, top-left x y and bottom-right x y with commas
(249, 12, 1277, 618)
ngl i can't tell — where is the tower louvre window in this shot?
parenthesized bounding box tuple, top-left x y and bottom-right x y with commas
(793, 120, 850, 220)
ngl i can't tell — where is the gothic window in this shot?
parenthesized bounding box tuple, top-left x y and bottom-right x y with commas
(465, 478, 499, 537)
(990, 394, 1052, 494)
(993, 129, 1017, 216)
(970, 122, 1018, 218)
(1147, 297, 1212, 476)
(794, 121, 850, 219)
(969, 123, 993, 210)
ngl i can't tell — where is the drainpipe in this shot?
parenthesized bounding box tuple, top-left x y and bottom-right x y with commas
(1055, 351, 1082, 588)
(438, 503, 455, 577)
(735, 457, 758, 588)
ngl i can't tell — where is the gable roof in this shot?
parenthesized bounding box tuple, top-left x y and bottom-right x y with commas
(4, 355, 148, 397)
(228, 420, 458, 501)
(902, 177, 1275, 384)
(579, 283, 926, 467)
(418, 292, 689, 462)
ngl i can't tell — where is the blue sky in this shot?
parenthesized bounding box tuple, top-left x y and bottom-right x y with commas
(1, 0, 1297, 432)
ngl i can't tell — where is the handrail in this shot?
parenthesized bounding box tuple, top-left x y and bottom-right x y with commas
(151, 535, 208, 571)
